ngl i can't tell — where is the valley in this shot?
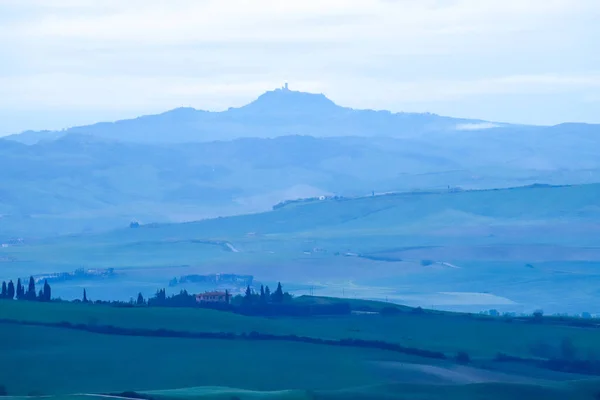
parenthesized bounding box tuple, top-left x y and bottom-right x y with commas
(3, 183, 599, 314)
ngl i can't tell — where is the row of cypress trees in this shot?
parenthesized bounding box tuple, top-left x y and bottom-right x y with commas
(244, 282, 288, 304)
(0, 277, 51, 302)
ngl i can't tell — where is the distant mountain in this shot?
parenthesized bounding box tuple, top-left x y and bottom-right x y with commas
(6, 87, 496, 144)
(2, 128, 600, 239)
(2, 86, 600, 239)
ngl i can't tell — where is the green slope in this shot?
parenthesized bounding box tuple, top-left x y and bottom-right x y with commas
(0, 323, 435, 396)
(3, 300, 600, 360)
(3, 183, 600, 313)
(77, 183, 600, 241)
(2, 300, 600, 398)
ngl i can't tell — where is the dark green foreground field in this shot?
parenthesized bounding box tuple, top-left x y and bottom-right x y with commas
(2, 299, 600, 399)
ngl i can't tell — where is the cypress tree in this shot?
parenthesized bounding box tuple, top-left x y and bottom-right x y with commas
(225, 289, 230, 304)
(265, 285, 271, 302)
(151, 288, 166, 306)
(83, 288, 88, 303)
(43, 280, 51, 302)
(16, 279, 23, 299)
(1, 281, 6, 299)
(273, 282, 284, 303)
(27, 276, 36, 300)
(260, 285, 266, 303)
(136, 292, 145, 305)
(244, 285, 252, 304)
(7, 280, 15, 300)
(38, 289, 44, 301)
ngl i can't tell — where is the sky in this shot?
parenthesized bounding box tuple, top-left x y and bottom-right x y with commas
(0, 0, 599, 135)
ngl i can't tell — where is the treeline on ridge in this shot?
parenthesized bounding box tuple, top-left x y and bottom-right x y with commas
(132, 283, 352, 317)
(0, 277, 51, 302)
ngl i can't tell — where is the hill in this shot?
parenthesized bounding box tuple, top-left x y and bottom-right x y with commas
(2, 127, 600, 239)
(6, 87, 487, 145)
(2, 88, 600, 238)
(71, 182, 600, 241)
(3, 183, 600, 313)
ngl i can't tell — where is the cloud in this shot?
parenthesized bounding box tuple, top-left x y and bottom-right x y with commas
(6, 0, 596, 46)
(0, 73, 317, 110)
(2, 71, 598, 123)
(455, 122, 501, 131)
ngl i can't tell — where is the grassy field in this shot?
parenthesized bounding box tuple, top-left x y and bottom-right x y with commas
(0, 323, 434, 396)
(133, 381, 600, 400)
(4, 381, 600, 400)
(2, 299, 600, 398)
(2, 299, 600, 359)
(1, 323, 598, 399)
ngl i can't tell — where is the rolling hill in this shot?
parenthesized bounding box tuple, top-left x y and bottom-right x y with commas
(2, 130, 600, 239)
(3, 183, 600, 313)
(2, 300, 600, 399)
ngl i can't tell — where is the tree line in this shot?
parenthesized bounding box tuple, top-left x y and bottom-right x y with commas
(0, 277, 51, 302)
(239, 282, 291, 305)
(0, 278, 350, 317)
(129, 282, 350, 316)
(133, 282, 293, 309)
(132, 282, 290, 308)
(0, 317, 448, 361)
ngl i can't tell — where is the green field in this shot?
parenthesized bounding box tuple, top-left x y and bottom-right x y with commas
(1, 323, 425, 396)
(2, 299, 600, 398)
(4, 381, 600, 400)
(1, 299, 600, 359)
(131, 381, 600, 400)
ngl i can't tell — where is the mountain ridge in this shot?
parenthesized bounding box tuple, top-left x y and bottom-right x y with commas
(6, 87, 502, 145)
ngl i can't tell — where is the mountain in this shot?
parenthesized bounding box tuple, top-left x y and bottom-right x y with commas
(2, 87, 600, 239)
(6, 87, 493, 144)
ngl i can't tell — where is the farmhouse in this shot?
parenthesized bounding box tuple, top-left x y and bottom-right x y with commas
(196, 291, 229, 303)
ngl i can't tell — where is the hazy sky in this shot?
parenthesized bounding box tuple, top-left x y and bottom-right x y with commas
(1, 0, 599, 134)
